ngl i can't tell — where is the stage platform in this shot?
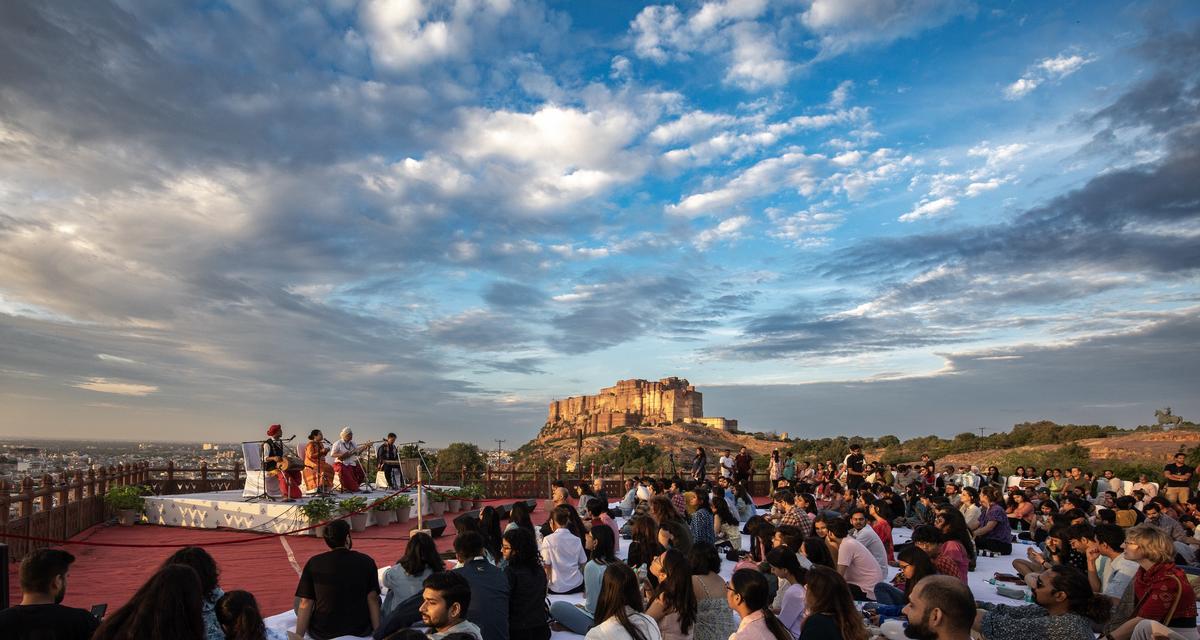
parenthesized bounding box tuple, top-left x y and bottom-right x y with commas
(143, 485, 459, 535)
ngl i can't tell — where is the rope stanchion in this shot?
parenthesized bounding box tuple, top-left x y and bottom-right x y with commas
(0, 483, 422, 549)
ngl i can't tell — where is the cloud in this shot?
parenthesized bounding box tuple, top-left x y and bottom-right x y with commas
(483, 281, 547, 309)
(74, 377, 159, 396)
(668, 151, 823, 217)
(767, 208, 845, 247)
(899, 196, 957, 222)
(695, 215, 751, 250)
(1004, 52, 1095, 99)
(801, 0, 976, 57)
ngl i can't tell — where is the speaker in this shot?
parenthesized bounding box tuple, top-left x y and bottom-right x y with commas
(412, 518, 446, 538)
(525, 499, 537, 510)
(496, 504, 511, 519)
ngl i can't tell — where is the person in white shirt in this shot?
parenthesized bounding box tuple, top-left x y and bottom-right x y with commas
(1097, 469, 1124, 497)
(539, 506, 587, 594)
(1086, 524, 1139, 602)
(585, 563, 661, 640)
(847, 511, 888, 574)
(719, 450, 735, 480)
(1132, 474, 1158, 499)
(826, 517, 883, 600)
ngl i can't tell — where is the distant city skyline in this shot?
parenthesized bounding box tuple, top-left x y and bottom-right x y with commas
(2, 2, 1198, 446)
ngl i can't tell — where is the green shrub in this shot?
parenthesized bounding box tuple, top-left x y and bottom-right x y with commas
(300, 497, 335, 522)
(104, 485, 149, 511)
(337, 496, 368, 514)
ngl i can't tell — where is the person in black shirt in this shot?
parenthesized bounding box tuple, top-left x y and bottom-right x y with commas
(453, 531, 511, 640)
(1164, 452, 1195, 505)
(502, 527, 551, 640)
(0, 548, 99, 640)
(294, 519, 381, 639)
(844, 444, 866, 491)
(377, 433, 402, 488)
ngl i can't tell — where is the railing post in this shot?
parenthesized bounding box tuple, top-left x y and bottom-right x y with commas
(234, 461, 242, 483)
(508, 470, 515, 498)
(86, 467, 96, 499)
(200, 460, 209, 492)
(39, 474, 53, 513)
(166, 460, 175, 494)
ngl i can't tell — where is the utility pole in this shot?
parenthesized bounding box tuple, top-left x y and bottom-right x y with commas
(494, 439, 505, 467)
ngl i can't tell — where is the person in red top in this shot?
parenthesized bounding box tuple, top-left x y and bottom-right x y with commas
(1105, 524, 1197, 640)
(867, 501, 895, 564)
(910, 525, 968, 583)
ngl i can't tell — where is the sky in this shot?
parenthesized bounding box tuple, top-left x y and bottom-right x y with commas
(1, 0, 1198, 446)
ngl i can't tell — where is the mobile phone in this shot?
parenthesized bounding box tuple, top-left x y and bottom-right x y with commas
(90, 604, 107, 620)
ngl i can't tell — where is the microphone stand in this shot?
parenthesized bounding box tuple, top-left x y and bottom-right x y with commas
(242, 438, 276, 503)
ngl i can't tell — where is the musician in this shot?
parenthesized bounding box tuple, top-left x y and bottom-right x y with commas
(376, 433, 401, 489)
(262, 424, 302, 500)
(331, 427, 370, 493)
(302, 429, 335, 492)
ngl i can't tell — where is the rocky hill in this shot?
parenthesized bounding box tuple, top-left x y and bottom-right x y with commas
(926, 429, 1200, 470)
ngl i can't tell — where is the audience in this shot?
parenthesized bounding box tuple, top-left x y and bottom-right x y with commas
(686, 542, 738, 640)
(501, 528, 550, 640)
(726, 569, 793, 640)
(847, 509, 889, 573)
(797, 565, 869, 640)
(873, 545, 935, 606)
(765, 546, 807, 637)
(976, 564, 1110, 640)
(419, 571, 482, 640)
(587, 563, 660, 640)
(645, 549, 696, 640)
(383, 531, 445, 616)
(294, 519, 380, 640)
(452, 531, 510, 640)
(0, 548, 99, 640)
(163, 546, 225, 640)
(93, 563, 205, 640)
(550, 521, 619, 634)
(901, 575, 977, 640)
(1105, 524, 1198, 640)
(215, 590, 287, 640)
(911, 524, 969, 582)
(541, 505, 589, 594)
(824, 516, 883, 600)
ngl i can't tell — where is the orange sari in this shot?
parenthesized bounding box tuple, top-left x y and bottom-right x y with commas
(302, 440, 335, 491)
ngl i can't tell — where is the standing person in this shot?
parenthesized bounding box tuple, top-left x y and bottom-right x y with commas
(0, 548, 100, 640)
(973, 486, 1013, 556)
(719, 450, 735, 480)
(646, 549, 697, 640)
(586, 563, 661, 640)
(975, 565, 1110, 640)
(735, 447, 753, 485)
(549, 523, 617, 634)
(294, 519, 380, 640)
(262, 424, 302, 500)
(215, 590, 288, 640)
(162, 547, 225, 640)
(376, 433, 401, 489)
(844, 444, 866, 491)
(1164, 452, 1194, 505)
(901, 575, 978, 640)
(330, 427, 371, 493)
(691, 447, 707, 483)
(783, 453, 797, 484)
(92, 564, 205, 640)
(539, 505, 588, 594)
(419, 571, 483, 640)
(825, 517, 883, 600)
(501, 528, 550, 640)
(382, 531, 444, 616)
(797, 565, 869, 640)
(769, 450, 782, 486)
(726, 569, 793, 640)
(687, 543, 738, 640)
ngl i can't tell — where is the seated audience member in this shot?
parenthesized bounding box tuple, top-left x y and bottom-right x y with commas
(873, 545, 935, 606)
(0, 548, 100, 640)
(618, 479, 639, 516)
(589, 497, 621, 542)
(1113, 496, 1141, 528)
(294, 519, 380, 640)
(685, 491, 717, 546)
(687, 542, 738, 640)
(383, 531, 445, 615)
(825, 517, 883, 600)
(712, 490, 743, 551)
(726, 569, 794, 640)
(93, 564, 205, 640)
(796, 565, 869, 640)
(540, 505, 589, 594)
(773, 490, 816, 538)
(162, 546, 225, 640)
(867, 501, 895, 564)
(976, 565, 1110, 640)
(973, 486, 1014, 555)
(549, 522, 618, 635)
(646, 549, 697, 640)
(800, 535, 837, 570)
(911, 525, 969, 583)
(934, 506, 978, 571)
(627, 515, 664, 571)
(501, 528, 550, 640)
(1104, 524, 1198, 640)
(420, 571, 483, 640)
(958, 487, 982, 530)
(215, 590, 288, 640)
(1143, 500, 1200, 564)
(1086, 524, 1138, 603)
(766, 546, 808, 637)
(452, 531, 510, 640)
(587, 563, 661, 640)
(506, 500, 538, 538)
(479, 506, 505, 563)
(901, 575, 978, 640)
(848, 509, 888, 572)
(658, 519, 694, 557)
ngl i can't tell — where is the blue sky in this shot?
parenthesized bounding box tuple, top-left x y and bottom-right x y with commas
(1, 0, 1198, 445)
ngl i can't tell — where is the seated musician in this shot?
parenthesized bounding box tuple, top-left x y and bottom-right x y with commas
(377, 433, 401, 489)
(262, 424, 302, 501)
(302, 429, 335, 492)
(331, 427, 371, 493)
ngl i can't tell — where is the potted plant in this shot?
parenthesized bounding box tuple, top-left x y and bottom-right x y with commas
(394, 494, 414, 523)
(338, 496, 370, 532)
(300, 497, 335, 537)
(446, 489, 462, 513)
(465, 484, 485, 509)
(372, 496, 396, 526)
(428, 490, 447, 516)
(105, 485, 147, 526)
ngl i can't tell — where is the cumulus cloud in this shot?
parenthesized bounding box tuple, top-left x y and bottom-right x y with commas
(899, 196, 957, 222)
(1004, 52, 1095, 99)
(801, 0, 976, 57)
(694, 215, 751, 250)
(767, 208, 845, 247)
(667, 151, 823, 217)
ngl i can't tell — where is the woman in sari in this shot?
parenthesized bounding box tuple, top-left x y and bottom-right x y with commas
(302, 429, 335, 492)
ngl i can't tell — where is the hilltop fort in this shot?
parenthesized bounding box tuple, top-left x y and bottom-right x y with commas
(543, 377, 737, 436)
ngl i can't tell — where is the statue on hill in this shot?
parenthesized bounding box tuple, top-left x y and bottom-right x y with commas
(1156, 407, 1184, 428)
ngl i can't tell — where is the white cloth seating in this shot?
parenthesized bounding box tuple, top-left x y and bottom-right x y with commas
(241, 442, 281, 499)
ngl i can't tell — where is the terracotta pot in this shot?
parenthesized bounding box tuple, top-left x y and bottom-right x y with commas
(447, 499, 462, 512)
(395, 506, 412, 523)
(374, 509, 395, 526)
(430, 501, 446, 516)
(349, 512, 370, 532)
(117, 509, 140, 526)
(309, 523, 326, 538)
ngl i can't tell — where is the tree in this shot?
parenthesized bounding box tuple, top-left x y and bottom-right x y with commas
(437, 442, 487, 474)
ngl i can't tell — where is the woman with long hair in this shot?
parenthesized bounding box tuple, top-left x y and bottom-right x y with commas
(502, 527, 551, 640)
(726, 569, 792, 640)
(161, 547, 224, 640)
(711, 489, 742, 551)
(506, 500, 538, 539)
(742, 516, 775, 564)
(652, 495, 686, 527)
(685, 490, 716, 546)
(587, 563, 661, 640)
(766, 547, 808, 637)
(769, 449, 782, 485)
(628, 514, 665, 570)
(873, 545, 935, 605)
(800, 535, 836, 570)
(382, 531, 444, 615)
(479, 505, 504, 563)
(550, 523, 619, 635)
(214, 590, 286, 640)
(1007, 490, 1036, 532)
(958, 486, 982, 530)
(686, 543, 737, 640)
(93, 564, 205, 640)
(973, 486, 1013, 555)
(658, 519, 694, 557)
(935, 505, 978, 571)
(647, 549, 697, 640)
(734, 482, 757, 523)
(799, 565, 869, 640)
(867, 501, 895, 564)
(576, 483, 597, 512)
